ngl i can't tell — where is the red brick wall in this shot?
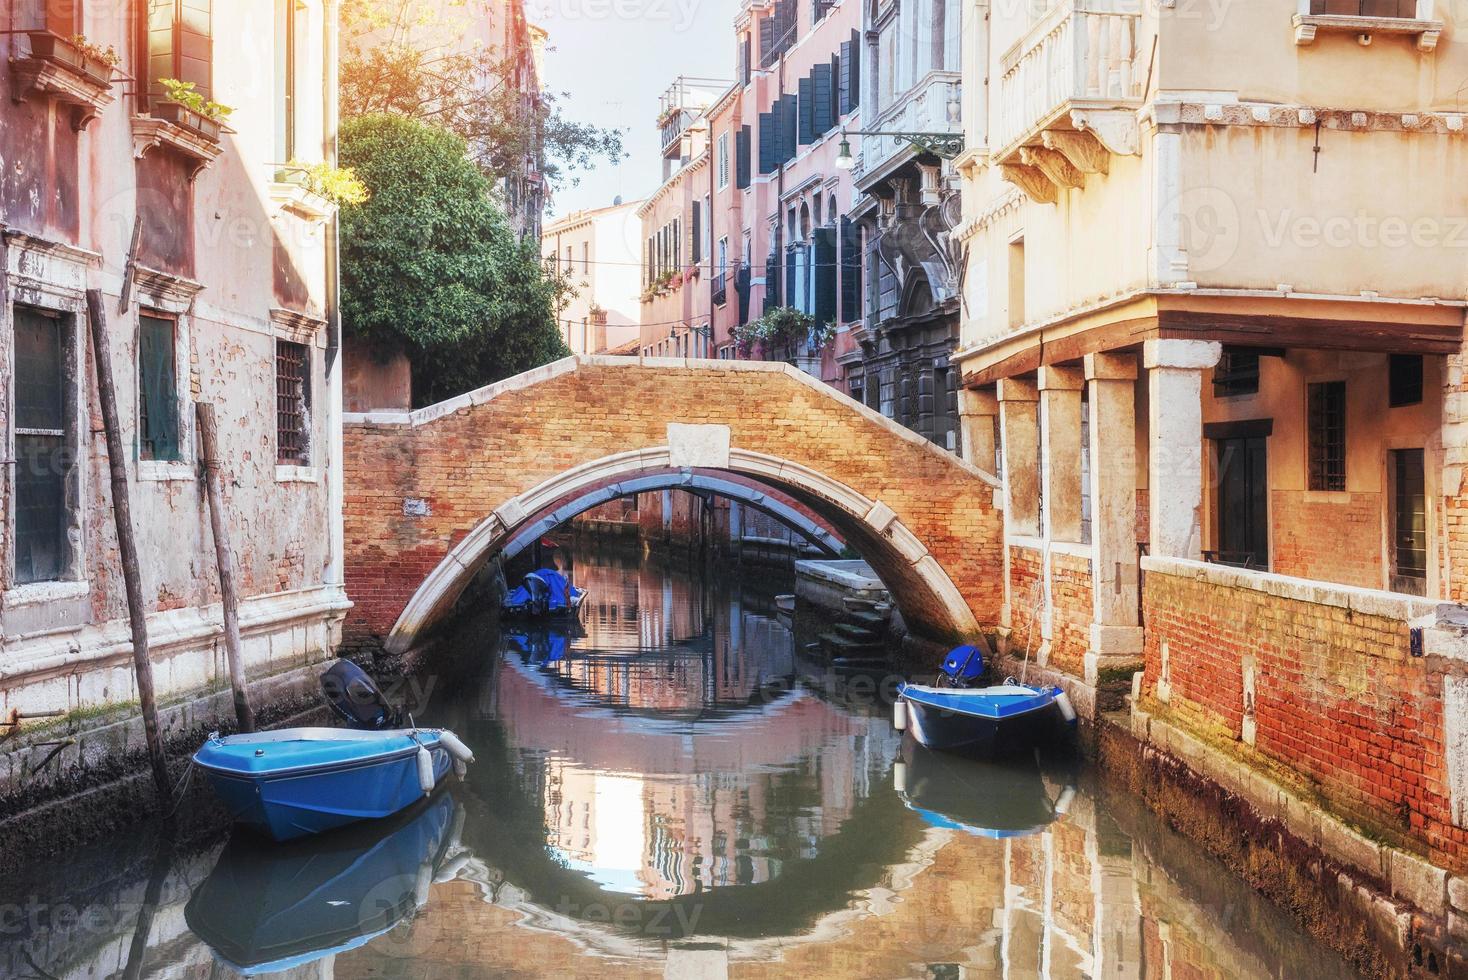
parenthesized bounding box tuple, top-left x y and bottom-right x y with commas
(1270, 491, 1382, 589)
(343, 360, 1003, 647)
(1008, 545, 1043, 655)
(1141, 559, 1468, 870)
(1049, 551, 1094, 677)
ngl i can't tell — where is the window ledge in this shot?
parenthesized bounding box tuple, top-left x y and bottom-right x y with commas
(4, 580, 90, 608)
(131, 115, 224, 182)
(276, 465, 319, 484)
(269, 181, 336, 223)
(1292, 13, 1444, 50)
(9, 54, 116, 132)
(138, 460, 195, 482)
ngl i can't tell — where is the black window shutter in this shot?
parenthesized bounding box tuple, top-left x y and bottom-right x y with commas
(764, 253, 781, 314)
(838, 42, 852, 115)
(848, 30, 861, 110)
(840, 216, 862, 323)
(736, 125, 752, 187)
(759, 16, 775, 67)
(784, 249, 797, 308)
(758, 112, 775, 173)
(814, 228, 837, 325)
(780, 94, 797, 164)
(691, 202, 702, 264)
(737, 265, 752, 324)
(812, 62, 833, 134)
(798, 76, 815, 145)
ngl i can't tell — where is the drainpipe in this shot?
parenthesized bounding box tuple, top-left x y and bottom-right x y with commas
(323, 0, 345, 590)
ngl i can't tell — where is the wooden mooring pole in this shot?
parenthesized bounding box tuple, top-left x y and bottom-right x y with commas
(85, 289, 172, 805)
(196, 401, 255, 733)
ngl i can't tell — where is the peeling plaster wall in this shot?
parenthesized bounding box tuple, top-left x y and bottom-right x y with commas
(0, 6, 347, 741)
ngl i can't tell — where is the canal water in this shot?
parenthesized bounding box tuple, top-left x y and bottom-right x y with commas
(0, 543, 1363, 979)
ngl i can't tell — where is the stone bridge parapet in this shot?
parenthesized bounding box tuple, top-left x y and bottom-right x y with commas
(343, 356, 1003, 653)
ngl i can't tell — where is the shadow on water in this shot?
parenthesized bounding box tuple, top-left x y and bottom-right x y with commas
(0, 542, 1365, 978)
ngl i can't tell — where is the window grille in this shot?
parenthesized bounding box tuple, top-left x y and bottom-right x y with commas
(1213, 350, 1260, 397)
(1308, 380, 1346, 492)
(276, 339, 311, 465)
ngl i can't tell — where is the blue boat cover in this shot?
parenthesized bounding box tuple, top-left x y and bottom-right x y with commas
(899, 683, 1060, 720)
(505, 568, 572, 612)
(940, 645, 986, 682)
(195, 729, 439, 777)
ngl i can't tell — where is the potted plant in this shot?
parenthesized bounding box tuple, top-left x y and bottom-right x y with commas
(277, 160, 370, 206)
(26, 32, 119, 85)
(730, 307, 834, 361)
(154, 78, 233, 141)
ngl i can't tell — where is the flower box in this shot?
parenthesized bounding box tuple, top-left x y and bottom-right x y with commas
(151, 100, 223, 142)
(27, 32, 114, 86)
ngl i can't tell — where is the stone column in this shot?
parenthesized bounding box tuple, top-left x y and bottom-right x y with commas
(998, 378, 1040, 537)
(1038, 366, 1084, 543)
(1085, 352, 1143, 677)
(1144, 339, 1222, 560)
(958, 386, 999, 474)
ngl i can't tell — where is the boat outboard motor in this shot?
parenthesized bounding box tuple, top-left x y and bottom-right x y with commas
(321, 659, 403, 730)
(938, 645, 986, 689)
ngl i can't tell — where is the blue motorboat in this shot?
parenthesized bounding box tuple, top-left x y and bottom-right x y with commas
(502, 567, 587, 619)
(186, 791, 468, 974)
(895, 645, 1076, 756)
(193, 661, 475, 842)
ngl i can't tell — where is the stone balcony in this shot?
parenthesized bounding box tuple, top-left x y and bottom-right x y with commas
(993, 2, 1146, 203)
(856, 70, 961, 186)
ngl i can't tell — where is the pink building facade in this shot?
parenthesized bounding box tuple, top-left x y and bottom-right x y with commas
(640, 0, 865, 392)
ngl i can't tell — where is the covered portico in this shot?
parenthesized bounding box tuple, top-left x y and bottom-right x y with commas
(956, 294, 1466, 692)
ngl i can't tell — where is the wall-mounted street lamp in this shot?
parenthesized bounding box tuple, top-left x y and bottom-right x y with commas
(834, 130, 965, 170)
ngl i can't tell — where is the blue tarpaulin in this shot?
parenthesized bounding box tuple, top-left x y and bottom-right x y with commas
(505, 568, 571, 614)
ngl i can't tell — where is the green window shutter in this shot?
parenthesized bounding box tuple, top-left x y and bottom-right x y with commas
(840, 216, 863, 323)
(736, 126, 752, 187)
(798, 76, 814, 145)
(812, 63, 833, 134)
(138, 314, 180, 461)
(758, 112, 775, 174)
(847, 30, 862, 111)
(780, 94, 797, 164)
(814, 228, 838, 325)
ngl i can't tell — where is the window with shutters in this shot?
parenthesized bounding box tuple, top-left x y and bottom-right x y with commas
(1307, 381, 1346, 492)
(138, 312, 182, 462)
(839, 216, 862, 324)
(717, 133, 731, 188)
(691, 203, 702, 265)
(147, 0, 214, 106)
(735, 126, 752, 187)
(12, 0, 82, 34)
(274, 0, 307, 163)
(582, 242, 589, 274)
(798, 76, 815, 145)
(275, 339, 312, 466)
(10, 304, 82, 587)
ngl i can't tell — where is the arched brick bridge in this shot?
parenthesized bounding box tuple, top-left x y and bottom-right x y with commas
(342, 356, 1003, 653)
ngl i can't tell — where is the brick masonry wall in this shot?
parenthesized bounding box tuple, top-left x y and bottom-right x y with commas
(1008, 545, 1043, 656)
(1140, 559, 1468, 870)
(1049, 551, 1094, 677)
(343, 360, 1003, 648)
(1271, 490, 1383, 589)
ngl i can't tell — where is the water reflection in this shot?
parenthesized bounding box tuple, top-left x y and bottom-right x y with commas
(185, 790, 466, 974)
(0, 545, 1363, 978)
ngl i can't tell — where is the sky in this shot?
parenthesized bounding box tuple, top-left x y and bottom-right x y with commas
(528, 0, 737, 217)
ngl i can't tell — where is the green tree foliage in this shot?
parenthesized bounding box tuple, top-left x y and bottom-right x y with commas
(340, 0, 624, 193)
(339, 114, 569, 406)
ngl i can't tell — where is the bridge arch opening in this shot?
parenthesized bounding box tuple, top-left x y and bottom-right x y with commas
(384, 447, 981, 655)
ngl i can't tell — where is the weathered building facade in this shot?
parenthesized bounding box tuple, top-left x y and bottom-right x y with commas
(640, 0, 866, 392)
(845, 0, 964, 449)
(0, 0, 347, 789)
(956, 0, 1468, 931)
(543, 200, 644, 355)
